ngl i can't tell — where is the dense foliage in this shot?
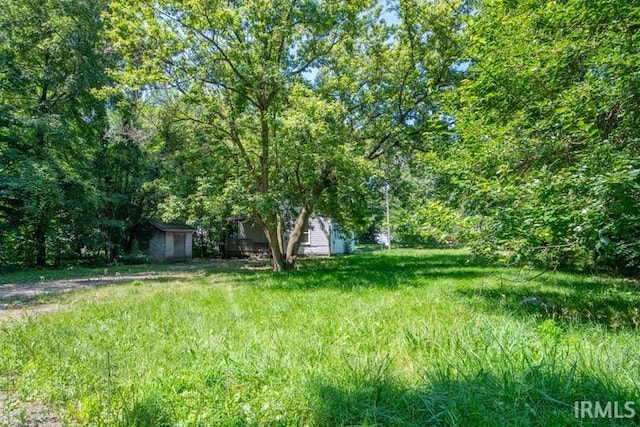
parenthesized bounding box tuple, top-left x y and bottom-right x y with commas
(0, 0, 111, 266)
(0, 0, 637, 273)
(0, 0, 162, 267)
(428, 0, 640, 272)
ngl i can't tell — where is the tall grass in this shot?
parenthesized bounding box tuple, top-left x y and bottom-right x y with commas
(1, 249, 638, 425)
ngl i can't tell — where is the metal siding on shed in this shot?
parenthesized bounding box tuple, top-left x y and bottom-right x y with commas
(165, 232, 174, 259)
(149, 230, 166, 262)
(146, 225, 195, 262)
(186, 233, 193, 257)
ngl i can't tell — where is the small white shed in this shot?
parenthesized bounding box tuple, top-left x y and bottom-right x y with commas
(147, 220, 195, 262)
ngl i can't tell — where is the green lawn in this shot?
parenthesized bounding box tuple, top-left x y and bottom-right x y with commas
(1, 249, 639, 426)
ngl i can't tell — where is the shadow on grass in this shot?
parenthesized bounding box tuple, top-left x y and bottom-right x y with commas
(122, 396, 173, 427)
(457, 274, 640, 330)
(235, 252, 493, 291)
(218, 252, 639, 330)
(311, 368, 639, 426)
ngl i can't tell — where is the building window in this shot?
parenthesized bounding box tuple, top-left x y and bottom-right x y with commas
(301, 221, 310, 245)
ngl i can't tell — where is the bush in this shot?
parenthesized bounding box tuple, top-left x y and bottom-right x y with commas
(117, 252, 148, 265)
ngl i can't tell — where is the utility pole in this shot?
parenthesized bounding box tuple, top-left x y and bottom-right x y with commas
(385, 183, 391, 250)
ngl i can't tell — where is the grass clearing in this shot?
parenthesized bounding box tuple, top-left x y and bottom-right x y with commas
(1, 249, 639, 425)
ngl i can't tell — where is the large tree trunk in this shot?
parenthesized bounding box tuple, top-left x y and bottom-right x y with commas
(271, 245, 290, 271)
(259, 206, 313, 271)
(260, 214, 294, 271)
(285, 205, 311, 266)
(258, 207, 307, 271)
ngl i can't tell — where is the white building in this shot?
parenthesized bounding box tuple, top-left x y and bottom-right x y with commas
(224, 216, 353, 257)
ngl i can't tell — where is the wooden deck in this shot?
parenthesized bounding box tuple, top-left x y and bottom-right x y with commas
(222, 238, 270, 258)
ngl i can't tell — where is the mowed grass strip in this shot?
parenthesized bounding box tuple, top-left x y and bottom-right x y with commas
(1, 249, 639, 426)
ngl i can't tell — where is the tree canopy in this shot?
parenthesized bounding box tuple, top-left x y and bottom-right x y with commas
(1, 0, 638, 275)
(105, 0, 461, 270)
(430, 0, 640, 272)
(0, 0, 111, 266)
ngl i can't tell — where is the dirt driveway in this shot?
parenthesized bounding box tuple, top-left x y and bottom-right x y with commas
(0, 272, 181, 322)
(0, 259, 269, 322)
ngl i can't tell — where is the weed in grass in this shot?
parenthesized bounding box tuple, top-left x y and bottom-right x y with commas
(123, 396, 173, 427)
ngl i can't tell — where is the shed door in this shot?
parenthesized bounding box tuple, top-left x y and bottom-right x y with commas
(174, 234, 186, 258)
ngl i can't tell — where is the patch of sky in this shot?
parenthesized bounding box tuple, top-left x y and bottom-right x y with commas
(452, 60, 472, 73)
(381, 1, 400, 26)
(302, 0, 400, 84)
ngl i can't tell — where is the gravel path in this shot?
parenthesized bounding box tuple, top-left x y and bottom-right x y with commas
(0, 260, 271, 321)
(0, 391, 62, 427)
(0, 273, 170, 322)
(0, 273, 167, 304)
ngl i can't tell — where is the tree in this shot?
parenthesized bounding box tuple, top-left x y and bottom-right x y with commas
(0, 0, 111, 266)
(106, 0, 380, 270)
(93, 93, 164, 262)
(314, 0, 468, 248)
(434, 0, 640, 271)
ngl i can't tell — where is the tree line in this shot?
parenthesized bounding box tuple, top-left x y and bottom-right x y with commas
(1, 0, 637, 273)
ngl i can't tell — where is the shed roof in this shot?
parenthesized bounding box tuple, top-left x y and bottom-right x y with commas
(149, 219, 196, 232)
